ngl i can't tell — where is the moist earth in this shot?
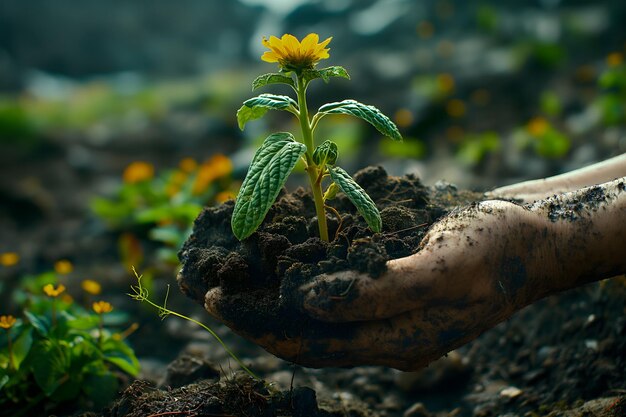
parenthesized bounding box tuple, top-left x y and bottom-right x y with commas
(177, 166, 481, 340)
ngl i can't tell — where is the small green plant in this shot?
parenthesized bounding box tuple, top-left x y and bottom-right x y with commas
(515, 116, 570, 158)
(595, 53, 626, 126)
(0, 272, 139, 413)
(128, 267, 258, 380)
(92, 156, 236, 264)
(233, 33, 402, 242)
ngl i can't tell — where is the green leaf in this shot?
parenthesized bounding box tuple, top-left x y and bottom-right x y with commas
(318, 100, 402, 141)
(102, 338, 140, 376)
(323, 182, 339, 201)
(252, 73, 295, 90)
(312, 140, 338, 166)
(83, 371, 119, 409)
(232, 132, 307, 240)
(12, 328, 33, 370)
(328, 166, 381, 232)
(0, 375, 8, 391)
(303, 66, 350, 83)
(24, 311, 51, 336)
(31, 340, 70, 396)
(237, 94, 298, 130)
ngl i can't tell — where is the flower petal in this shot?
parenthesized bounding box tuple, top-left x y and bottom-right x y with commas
(282, 34, 300, 53)
(261, 51, 279, 62)
(301, 33, 319, 50)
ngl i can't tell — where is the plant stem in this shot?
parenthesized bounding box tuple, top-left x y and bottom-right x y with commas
(98, 315, 104, 348)
(6, 329, 14, 371)
(296, 75, 329, 242)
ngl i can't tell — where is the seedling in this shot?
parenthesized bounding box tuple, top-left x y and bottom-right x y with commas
(233, 33, 402, 241)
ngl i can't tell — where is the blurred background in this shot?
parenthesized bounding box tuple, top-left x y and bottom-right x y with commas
(0, 1, 625, 414)
(0, 0, 625, 355)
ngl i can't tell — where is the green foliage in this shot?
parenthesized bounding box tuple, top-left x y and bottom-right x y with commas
(457, 132, 501, 166)
(327, 166, 382, 233)
(231, 133, 306, 240)
(92, 156, 235, 265)
(0, 272, 138, 412)
(317, 100, 403, 141)
(237, 94, 298, 129)
(379, 137, 426, 159)
(302, 66, 351, 84)
(312, 140, 338, 166)
(515, 119, 570, 158)
(540, 91, 563, 117)
(234, 54, 401, 242)
(595, 63, 626, 126)
(252, 73, 295, 90)
(476, 4, 498, 33)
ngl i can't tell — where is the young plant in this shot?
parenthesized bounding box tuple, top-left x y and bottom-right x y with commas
(233, 33, 402, 241)
(0, 274, 139, 413)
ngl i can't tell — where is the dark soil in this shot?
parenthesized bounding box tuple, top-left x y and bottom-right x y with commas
(177, 166, 481, 341)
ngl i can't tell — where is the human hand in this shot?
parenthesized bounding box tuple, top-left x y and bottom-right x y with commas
(202, 168, 626, 370)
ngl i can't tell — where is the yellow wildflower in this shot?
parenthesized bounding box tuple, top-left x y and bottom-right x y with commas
(179, 158, 198, 173)
(394, 108, 414, 128)
(446, 99, 466, 118)
(54, 259, 73, 275)
(436, 73, 455, 94)
(215, 190, 236, 203)
(0, 252, 19, 267)
(607, 52, 623, 68)
(527, 117, 549, 137)
(192, 154, 233, 195)
(123, 161, 154, 184)
(92, 300, 113, 314)
(261, 33, 332, 72)
(0, 315, 16, 329)
(43, 283, 66, 297)
(81, 279, 102, 295)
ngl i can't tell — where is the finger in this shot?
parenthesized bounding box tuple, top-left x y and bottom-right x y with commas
(300, 213, 496, 322)
(299, 252, 439, 322)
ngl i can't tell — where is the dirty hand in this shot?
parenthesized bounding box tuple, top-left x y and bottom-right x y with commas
(205, 157, 626, 371)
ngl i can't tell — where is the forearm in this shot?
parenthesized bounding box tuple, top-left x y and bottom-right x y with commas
(488, 153, 626, 203)
(529, 177, 626, 297)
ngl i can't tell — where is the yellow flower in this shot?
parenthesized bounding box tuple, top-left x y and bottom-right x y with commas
(527, 117, 549, 137)
(394, 108, 414, 128)
(215, 190, 236, 203)
(261, 33, 332, 72)
(81, 279, 102, 295)
(0, 315, 16, 329)
(43, 283, 66, 297)
(54, 259, 73, 275)
(192, 154, 233, 195)
(92, 300, 113, 314)
(0, 252, 19, 267)
(607, 52, 623, 68)
(179, 158, 198, 173)
(123, 161, 155, 184)
(446, 99, 466, 118)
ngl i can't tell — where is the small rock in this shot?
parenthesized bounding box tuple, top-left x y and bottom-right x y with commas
(161, 353, 219, 388)
(500, 386, 522, 398)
